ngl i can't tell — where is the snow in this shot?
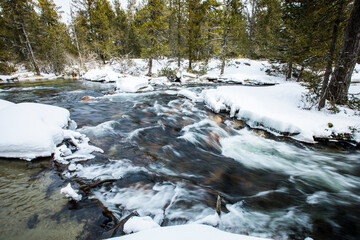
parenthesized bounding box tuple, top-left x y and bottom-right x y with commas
(60, 183, 82, 201)
(201, 83, 360, 142)
(116, 76, 150, 93)
(0, 99, 102, 161)
(83, 68, 121, 82)
(0, 99, 15, 110)
(108, 223, 272, 240)
(205, 59, 282, 84)
(194, 213, 220, 227)
(0, 69, 61, 82)
(150, 76, 171, 85)
(0, 100, 70, 160)
(123, 216, 160, 234)
(351, 63, 360, 82)
(178, 89, 202, 102)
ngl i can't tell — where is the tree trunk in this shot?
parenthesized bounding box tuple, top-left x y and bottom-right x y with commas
(220, 1, 230, 76)
(318, 0, 345, 110)
(71, 6, 84, 72)
(21, 22, 40, 75)
(148, 58, 153, 76)
(286, 54, 293, 81)
(327, 0, 360, 104)
(177, 0, 181, 68)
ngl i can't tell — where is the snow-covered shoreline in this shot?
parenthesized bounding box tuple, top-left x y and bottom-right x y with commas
(78, 57, 360, 145)
(200, 83, 360, 143)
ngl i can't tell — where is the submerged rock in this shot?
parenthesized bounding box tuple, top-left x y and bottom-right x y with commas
(81, 95, 96, 101)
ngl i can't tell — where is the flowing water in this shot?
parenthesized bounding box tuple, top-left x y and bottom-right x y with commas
(0, 79, 359, 240)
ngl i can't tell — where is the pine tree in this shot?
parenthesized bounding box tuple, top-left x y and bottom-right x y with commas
(0, 7, 16, 73)
(186, 0, 205, 70)
(1, 0, 40, 74)
(90, 0, 115, 63)
(219, 0, 247, 74)
(113, 0, 129, 57)
(318, 0, 347, 109)
(70, 0, 94, 61)
(37, 0, 69, 73)
(327, 0, 360, 104)
(136, 0, 170, 75)
(167, 0, 186, 66)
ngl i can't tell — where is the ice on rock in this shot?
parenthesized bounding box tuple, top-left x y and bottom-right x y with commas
(60, 183, 82, 201)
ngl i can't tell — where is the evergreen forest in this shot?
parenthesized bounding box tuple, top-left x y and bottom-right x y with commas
(1, 0, 360, 107)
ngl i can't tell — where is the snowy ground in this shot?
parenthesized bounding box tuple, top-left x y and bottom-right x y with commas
(80, 58, 282, 92)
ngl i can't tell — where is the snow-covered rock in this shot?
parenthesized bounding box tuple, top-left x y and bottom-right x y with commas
(108, 223, 272, 240)
(0, 100, 70, 160)
(116, 76, 150, 93)
(83, 68, 121, 82)
(201, 83, 360, 143)
(123, 216, 160, 234)
(0, 99, 102, 161)
(178, 89, 203, 102)
(60, 183, 82, 201)
(150, 76, 170, 86)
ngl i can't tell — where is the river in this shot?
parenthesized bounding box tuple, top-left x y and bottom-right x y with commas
(0, 79, 359, 240)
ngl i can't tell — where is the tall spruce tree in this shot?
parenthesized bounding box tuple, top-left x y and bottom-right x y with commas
(167, 0, 186, 66)
(318, 0, 347, 109)
(37, 0, 69, 73)
(113, 0, 129, 57)
(327, 0, 360, 104)
(90, 0, 115, 63)
(136, 0, 169, 75)
(1, 0, 40, 74)
(219, 0, 247, 74)
(186, 0, 205, 70)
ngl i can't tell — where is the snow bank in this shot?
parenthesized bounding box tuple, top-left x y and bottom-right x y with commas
(123, 216, 160, 234)
(150, 76, 171, 86)
(60, 183, 82, 201)
(83, 67, 121, 82)
(204, 59, 283, 84)
(0, 72, 61, 83)
(0, 99, 102, 161)
(108, 223, 272, 240)
(201, 83, 360, 142)
(0, 100, 70, 160)
(116, 76, 150, 93)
